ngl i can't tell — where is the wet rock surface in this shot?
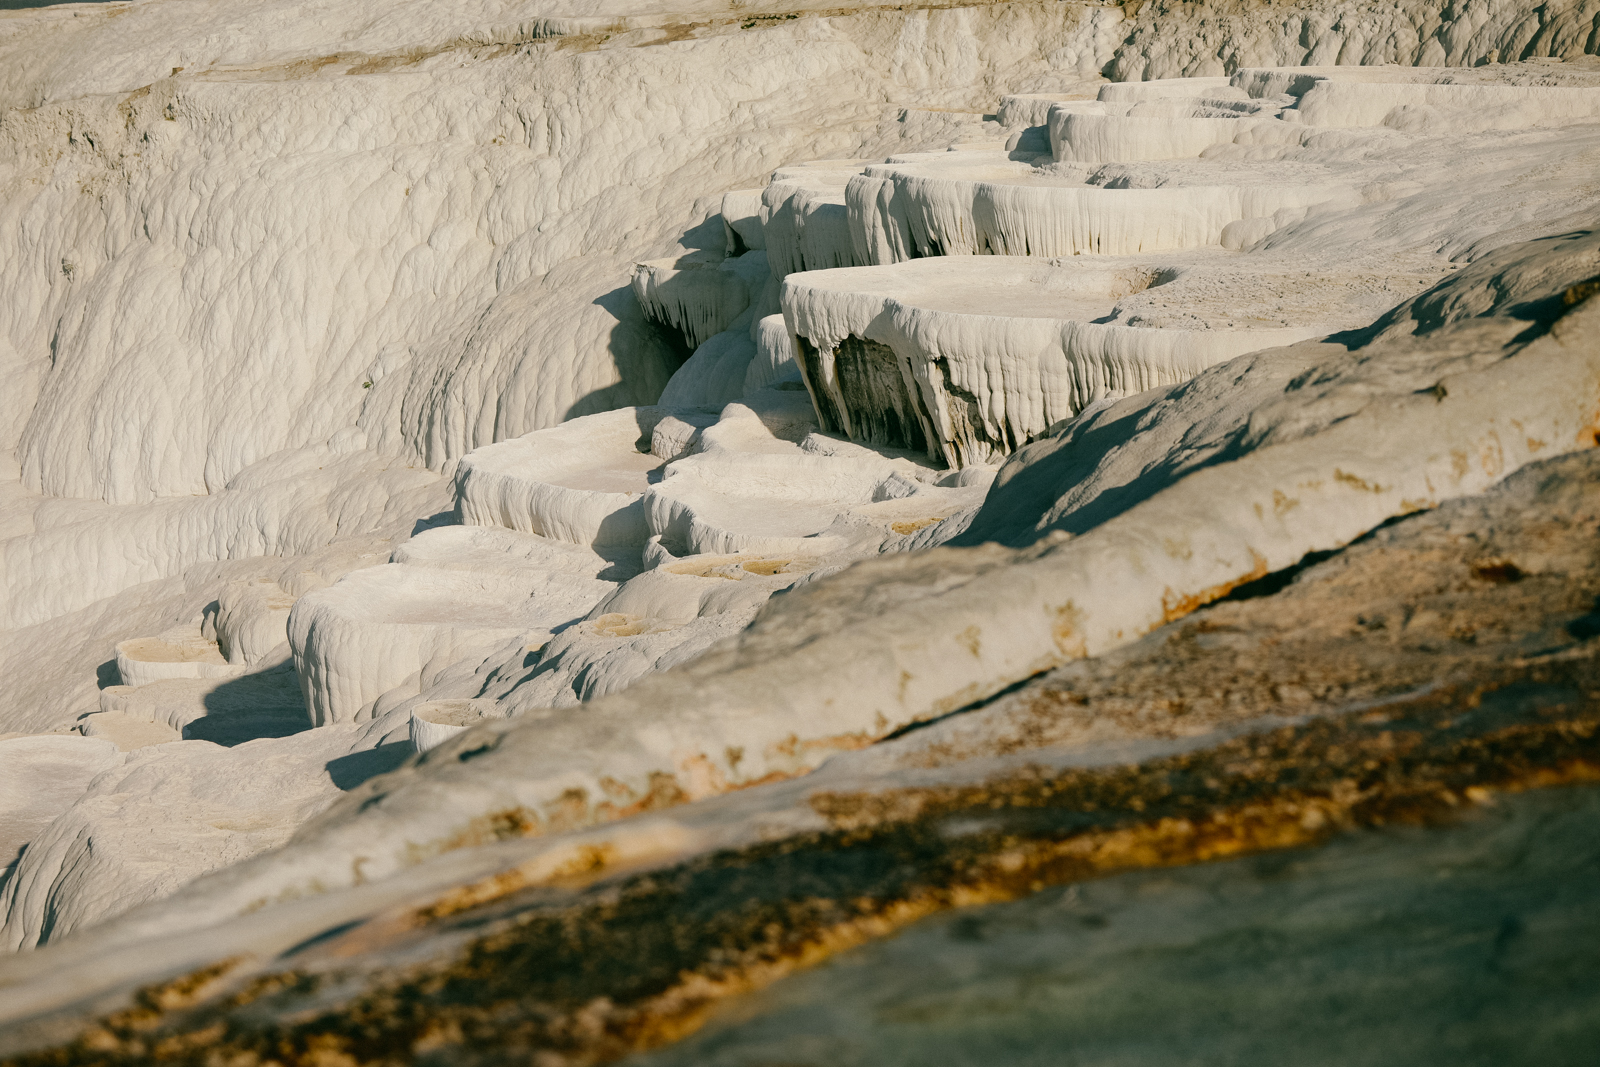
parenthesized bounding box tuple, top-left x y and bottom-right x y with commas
(632, 783, 1600, 1067)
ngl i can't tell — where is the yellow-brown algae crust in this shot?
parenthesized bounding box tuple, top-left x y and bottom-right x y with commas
(1159, 548, 1270, 623)
(8, 658, 1598, 1067)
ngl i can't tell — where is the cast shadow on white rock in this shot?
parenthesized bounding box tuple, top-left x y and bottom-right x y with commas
(92, 662, 309, 748)
(955, 228, 1600, 550)
(560, 283, 689, 423)
(323, 743, 416, 792)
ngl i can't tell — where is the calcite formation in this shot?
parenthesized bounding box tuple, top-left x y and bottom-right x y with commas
(1, 0, 1600, 1057)
(4, 438, 1598, 1059)
(781, 253, 1431, 464)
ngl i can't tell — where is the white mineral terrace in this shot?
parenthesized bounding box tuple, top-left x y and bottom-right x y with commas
(779, 254, 1439, 465)
(2, 20, 1600, 1022)
(852, 157, 1355, 260)
(645, 391, 991, 557)
(454, 408, 669, 545)
(289, 560, 617, 725)
(113, 633, 248, 690)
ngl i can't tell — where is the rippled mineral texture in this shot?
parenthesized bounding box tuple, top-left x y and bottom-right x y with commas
(2, 0, 1600, 1061)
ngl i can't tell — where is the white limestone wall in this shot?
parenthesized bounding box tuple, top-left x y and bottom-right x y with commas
(851, 170, 1353, 261)
(9, 0, 1583, 505)
(0, 1, 1127, 509)
(0, 0, 1599, 982)
(632, 255, 757, 353)
(782, 258, 1339, 467)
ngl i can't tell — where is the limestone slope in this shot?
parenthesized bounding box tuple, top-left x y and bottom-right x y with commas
(2, 368, 1597, 1064)
(0, 0, 1104, 736)
(3, 45, 1600, 968)
(0, 0, 1144, 751)
(2, 222, 1589, 992)
(196, 231, 1600, 913)
(0, 0, 1598, 1048)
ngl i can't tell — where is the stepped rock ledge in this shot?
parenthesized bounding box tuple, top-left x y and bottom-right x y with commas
(1, 0, 1599, 1061)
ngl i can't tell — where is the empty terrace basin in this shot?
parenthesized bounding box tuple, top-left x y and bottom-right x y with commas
(289, 564, 616, 725)
(847, 156, 1351, 262)
(642, 401, 982, 558)
(782, 256, 1355, 468)
(410, 698, 508, 754)
(116, 634, 249, 688)
(1049, 95, 1286, 164)
(454, 408, 668, 547)
(392, 524, 641, 583)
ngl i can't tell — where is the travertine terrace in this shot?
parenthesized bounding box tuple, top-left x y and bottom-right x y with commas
(1, 0, 1599, 1059)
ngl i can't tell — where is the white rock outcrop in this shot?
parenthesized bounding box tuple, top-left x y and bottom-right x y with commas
(46, 225, 1594, 960)
(781, 253, 1436, 466)
(453, 408, 669, 547)
(290, 555, 617, 725)
(3, 0, 1600, 1030)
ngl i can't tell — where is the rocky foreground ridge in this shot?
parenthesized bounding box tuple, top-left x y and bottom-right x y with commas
(1, 0, 1599, 1060)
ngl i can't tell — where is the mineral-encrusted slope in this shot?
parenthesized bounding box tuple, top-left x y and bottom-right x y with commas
(1, 0, 1599, 1054)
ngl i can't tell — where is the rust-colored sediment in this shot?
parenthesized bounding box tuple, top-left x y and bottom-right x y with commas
(1159, 549, 1269, 623)
(8, 657, 1597, 1067)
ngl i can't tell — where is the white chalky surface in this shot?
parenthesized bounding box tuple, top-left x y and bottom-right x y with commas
(0, 0, 1598, 1037)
